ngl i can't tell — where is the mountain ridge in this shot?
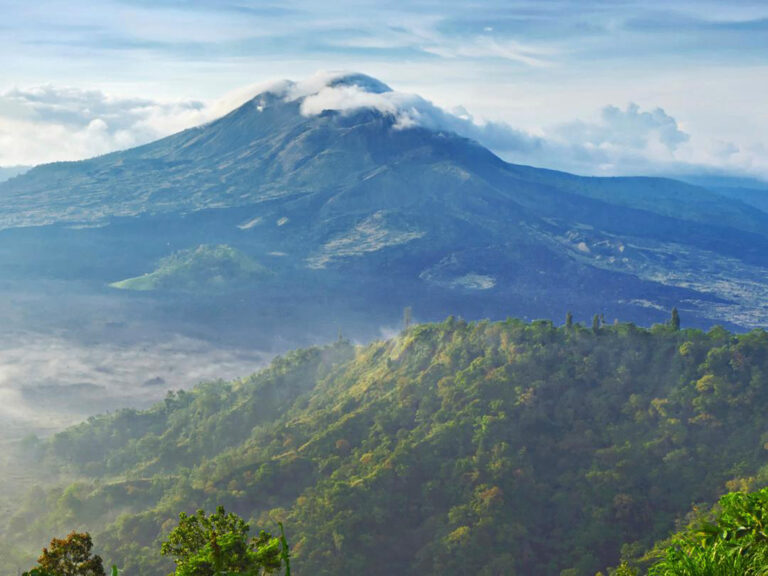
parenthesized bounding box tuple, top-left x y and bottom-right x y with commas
(7, 318, 768, 575)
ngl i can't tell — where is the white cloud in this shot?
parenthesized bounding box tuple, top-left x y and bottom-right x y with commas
(526, 103, 768, 178)
(0, 79, 300, 166)
(555, 103, 690, 153)
(0, 86, 206, 165)
(300, 85, 423, 129)
(288, 71, 541, 151)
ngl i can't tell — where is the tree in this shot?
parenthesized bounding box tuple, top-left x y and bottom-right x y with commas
(670, 307, 680, 331)
(23, 532, 105, 576)
(161, 506, 282, 575)
(565, 311, 573, 329)
(592, 314, 601, 334)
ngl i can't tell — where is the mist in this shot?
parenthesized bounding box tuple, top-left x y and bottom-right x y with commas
(0, 332, 271, 441)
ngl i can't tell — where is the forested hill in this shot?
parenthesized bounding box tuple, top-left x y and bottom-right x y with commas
(7, 318, 768, 575)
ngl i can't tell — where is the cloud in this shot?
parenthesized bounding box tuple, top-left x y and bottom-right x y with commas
(422, 35, 556, 68)
(0, 85, 212, 166)
(0, 81, 298, 166)
(556, 103, 690, 152)
(0, 75, 281, 166)
(2, 0, 767, 165)
(528, 103, 768, 178)
(517, 102, 694, 174)
(287, 71, 542, 152)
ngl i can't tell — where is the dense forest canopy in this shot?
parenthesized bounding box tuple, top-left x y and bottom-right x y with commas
(5, 317, 768, 575)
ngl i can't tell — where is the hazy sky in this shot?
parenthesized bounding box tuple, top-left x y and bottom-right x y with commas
(1, 0, 767, 178)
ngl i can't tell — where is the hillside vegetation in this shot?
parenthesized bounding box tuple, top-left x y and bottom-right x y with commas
(638, 486, 768, 576)
(109, 244, 269, 292)
(6, 318, 768, 575)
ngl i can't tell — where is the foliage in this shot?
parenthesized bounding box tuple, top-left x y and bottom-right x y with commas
(647, 488, 768, 576)
(109, 244, 269, 292)
(161, 506, 281, 575)
(9, 320, 768, 575)
(277, 524, 291, 576)
(18, 513, 286, 576)
(23, 532, 105, 576)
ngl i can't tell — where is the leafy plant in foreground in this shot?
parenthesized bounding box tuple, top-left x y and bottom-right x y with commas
(161, 506, 282, 575)
(648, 488, 768, 576)
(278, 523, 291, 576)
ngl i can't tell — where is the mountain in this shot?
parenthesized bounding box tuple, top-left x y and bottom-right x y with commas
(0, 165, 30, 183)
(677, 174, 768, 215)
(0, 72, 767, 351)
(7, 319, 768, 575)
(711, 186, 768, 214)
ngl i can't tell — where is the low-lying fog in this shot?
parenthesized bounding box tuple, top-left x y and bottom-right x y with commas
(0, 276, 391, 454)
(0, 332, 272, 442)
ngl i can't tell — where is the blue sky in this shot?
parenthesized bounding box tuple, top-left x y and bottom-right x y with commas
(0, 0, 767, 179)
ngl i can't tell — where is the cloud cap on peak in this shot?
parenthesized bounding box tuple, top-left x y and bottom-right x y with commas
(324, 73, 392, 94)
(249, 71, 392, 102)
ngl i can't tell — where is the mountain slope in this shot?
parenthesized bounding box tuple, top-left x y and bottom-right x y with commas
(7, 319, 768, 575)
(0, 73, 766, 336)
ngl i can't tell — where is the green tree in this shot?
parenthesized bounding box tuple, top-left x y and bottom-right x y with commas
(670, 307, 680, 331)
(23, 532, 105, 576)
(566, 311, 573, 329)
(592, 314, 601, 333)
(161, 506, 281, 575)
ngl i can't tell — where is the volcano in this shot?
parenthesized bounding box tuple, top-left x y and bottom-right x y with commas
(1, 72, 767, 342)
